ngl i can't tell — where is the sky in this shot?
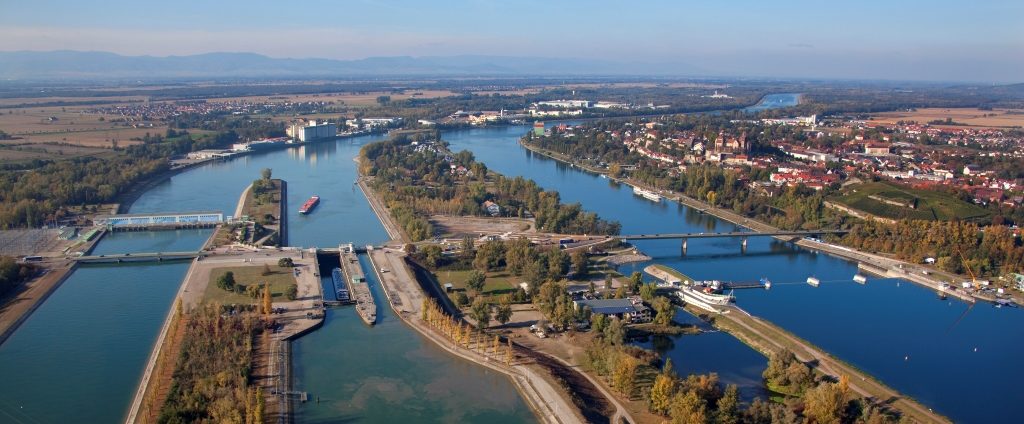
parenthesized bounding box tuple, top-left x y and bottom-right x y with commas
(0, 0, 1021, 82)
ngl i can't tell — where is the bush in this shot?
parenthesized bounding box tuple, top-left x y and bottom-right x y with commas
(215, 271, 236, 291)
(277, 257, 294, 267)
(285, 284, 298, 300)
(455, 292, 470, 307)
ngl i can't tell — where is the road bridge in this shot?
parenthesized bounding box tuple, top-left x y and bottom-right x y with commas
(73, 251, 203, 263)
(617, 230, 847, 254)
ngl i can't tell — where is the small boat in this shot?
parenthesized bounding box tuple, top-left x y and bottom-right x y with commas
(760, 277, 772, 290)
(299, 195, 320, 214)
(853, 274, 868, 284)
(807, 276, 820, 287)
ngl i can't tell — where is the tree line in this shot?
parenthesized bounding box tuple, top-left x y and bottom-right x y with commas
(0, 256, 34, 296)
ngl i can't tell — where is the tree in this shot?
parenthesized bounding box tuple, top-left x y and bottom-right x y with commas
(640, 282, 656, 301)
(629, 272, 643, 294)
(376, 95, 391, 105)
(649, 359, 677, 415)
(668, 390, 708, 424)
(652, 296, 675, 325)
(466, 270, 487, 295)
(470, 297, 491, 329)
(277, 257, 294, 267)
(246, 284, 261, 298)
(455, 292, 470, 307)
(604, 316, 625, 345)
(421, 244, 443, 268)
(216, 271, 236, 291)
(260, 168, 272, 181)
(547, 248, 570, 279)
(592, 313, 609, 334)
(715, 384, 740, 424)
(803, 382, 846, 424)
(604, 273, 613, 290)
(262, 283, 272, 315)
(285, 284, 298, 300)
(495, 297, 513, 326)
(571, 250, 589, 279)
(262, 263, 272, 276)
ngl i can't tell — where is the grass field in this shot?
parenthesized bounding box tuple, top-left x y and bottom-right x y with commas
(203, 265, 296, 305)
(437, 269, 522, 300)
(869, 108, 1024, 129)
(830, 182, 990, 221)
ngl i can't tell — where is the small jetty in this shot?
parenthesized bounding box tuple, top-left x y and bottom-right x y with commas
(339, 243, 377, 325)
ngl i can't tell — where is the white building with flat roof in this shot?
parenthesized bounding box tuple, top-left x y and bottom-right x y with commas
(287, 120, 337, 142)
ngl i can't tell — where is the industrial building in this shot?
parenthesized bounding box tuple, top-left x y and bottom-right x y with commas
(287, 120, 338, 142)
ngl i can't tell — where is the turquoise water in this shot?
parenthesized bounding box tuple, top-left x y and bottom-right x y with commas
(0, 231, 202, 423)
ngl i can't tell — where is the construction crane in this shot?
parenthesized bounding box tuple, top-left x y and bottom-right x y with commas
(956, 247, 981, 291)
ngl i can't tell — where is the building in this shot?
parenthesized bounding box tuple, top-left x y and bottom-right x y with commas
(537, 99, 592, 109)
(287, 120, 337, 142)
(533, 122, 545, 136)
(863, 141, 891, 156)
(573, 297, 651, 323)
(482, 200, 501, 216)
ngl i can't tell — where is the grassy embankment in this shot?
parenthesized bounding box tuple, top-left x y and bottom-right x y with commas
(830, 181, 989, 221)
(203, 265, 296, 305)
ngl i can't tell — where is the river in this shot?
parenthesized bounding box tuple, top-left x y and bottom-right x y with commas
(443, 123, 1023, 423)
(0, 93, 1018, 423)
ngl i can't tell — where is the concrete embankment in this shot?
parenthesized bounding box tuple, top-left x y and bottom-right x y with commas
(356, 177, 405, 242)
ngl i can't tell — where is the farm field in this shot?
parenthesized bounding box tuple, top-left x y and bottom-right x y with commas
(869, 107, 1024, 128)
(830, 181, 990, 221)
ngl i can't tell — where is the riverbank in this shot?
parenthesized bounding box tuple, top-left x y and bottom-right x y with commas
(692, 303, 951, 423)
(356, 175, 406, 242)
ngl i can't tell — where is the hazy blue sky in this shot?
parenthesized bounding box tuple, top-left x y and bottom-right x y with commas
(1, 0, 1021, 81)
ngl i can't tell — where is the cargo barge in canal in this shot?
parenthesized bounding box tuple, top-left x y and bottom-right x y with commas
(298, 195, 320, 214)
(339, 244, 377, 325)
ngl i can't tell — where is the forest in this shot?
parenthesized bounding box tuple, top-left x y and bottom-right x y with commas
(0, 129, 241, 229)
(359, 136, 621, 241)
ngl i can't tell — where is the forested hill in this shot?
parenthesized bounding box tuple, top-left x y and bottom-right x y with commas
(359, 135, 621, 241)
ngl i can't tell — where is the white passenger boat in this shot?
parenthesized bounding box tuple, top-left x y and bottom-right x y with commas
(632, 186, 662, 202)
(807, 276, 820, 287)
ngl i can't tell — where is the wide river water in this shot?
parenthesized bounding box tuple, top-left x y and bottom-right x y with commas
(0, 93, 1019, 423)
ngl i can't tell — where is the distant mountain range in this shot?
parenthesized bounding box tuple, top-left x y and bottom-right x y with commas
(0, 50, 700, 80)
